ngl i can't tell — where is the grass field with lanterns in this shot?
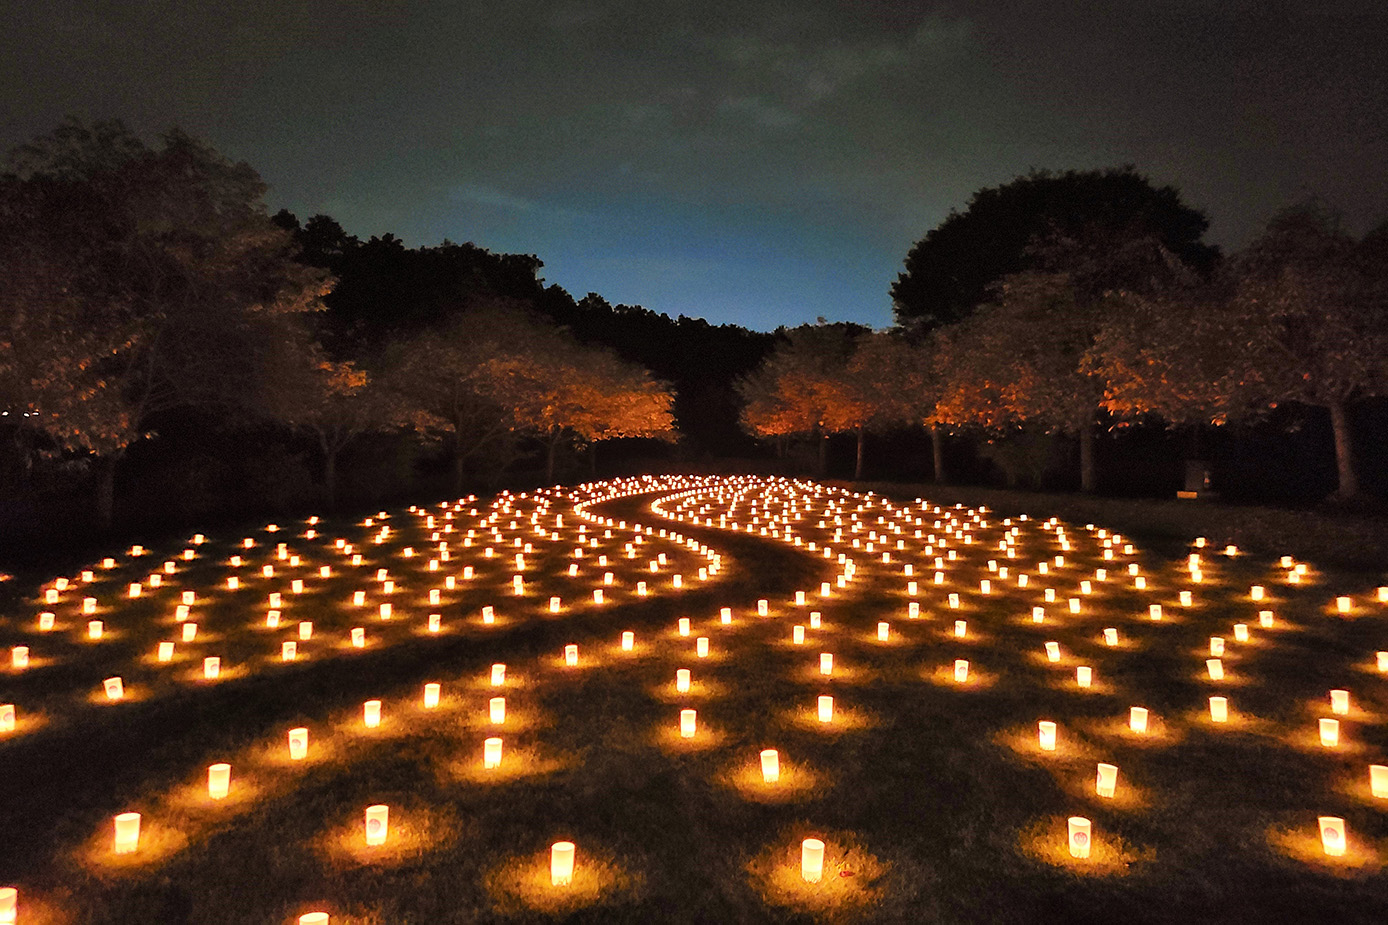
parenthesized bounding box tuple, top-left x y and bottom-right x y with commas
(1, 474, 1387, 923)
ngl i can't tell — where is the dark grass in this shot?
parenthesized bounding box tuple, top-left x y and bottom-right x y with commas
(1, 480, 1387, 923)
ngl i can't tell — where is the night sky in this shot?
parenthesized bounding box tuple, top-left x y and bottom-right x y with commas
(3, 1, 1385, 331)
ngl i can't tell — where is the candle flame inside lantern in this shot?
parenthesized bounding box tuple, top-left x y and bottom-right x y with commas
(551, 841, 576, 886)
(676, 668, 691, 692)
(491, 663, 506, 685)
(565, 644, 578, 667)
(207, 763, 231, 799)
(1209, 696, 1229, 723)
(1319, 717, 1339, 748)
(817, 695, 834, 723)
(363, 700, 382, 728)
(1330, 690, 1350, 715)
(113, 812, 141, 854)
(484, 736, 502, 769)
(761, 748, 780, 783)
(1039, 720, 1057, 751)
(1068, 817, 1091, 859)
(288, 727, 308, 760)
(1130, 707, 1148, 733)
(1319, 816, 1346, 857)
(801, 838, 825, 882)
(680, 708, 697, 737)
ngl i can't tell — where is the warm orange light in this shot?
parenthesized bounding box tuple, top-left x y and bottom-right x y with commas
(489, 697, 506, 724)
(1095, 763, 1118, 798)
(564, 644, 578, 667)
(1318, 816, 1346, 857)
(1319, 718, 1339, 748)
(208, 763, 231, 799)
(103, 677, 124, 700)
(1038, 720, 1056, 751)
(801, 838, 825, 882)
(760, 748, 780, 783)
(954, 659, 969, 682)
(1330, 690, 1350, 715)
(696, 636, 709, 657)
(1370, 765, 1388, 798)
(1076, 666, 1092, 688)
(364, 804, 389, 846)
(288, 727, 308, 760)
(363, 700, 382, 728)
(676, 669, 691, 693)
(1209, 696, 1228, 723)
(423, 683, 440, 709)
(491, 663, 506, 685)
(551, 841, 576, 886)
(817, 695, 833, 723)
(1130, 707, 1148, 733)
(0, 705, 13, 733)
(1068, 817, 1091, 858)
(1337, 596, 1351, 614)
(113, 812, 141, 854)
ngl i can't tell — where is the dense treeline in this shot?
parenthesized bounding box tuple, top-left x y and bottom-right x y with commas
(738, 169, 1388, 502)
(2, 126, 1384, 563)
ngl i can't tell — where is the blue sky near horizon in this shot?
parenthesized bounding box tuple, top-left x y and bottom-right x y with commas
(2, 1, 1385, 331)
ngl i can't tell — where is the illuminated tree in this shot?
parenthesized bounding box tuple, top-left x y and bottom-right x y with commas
(0, 120, 330, 527)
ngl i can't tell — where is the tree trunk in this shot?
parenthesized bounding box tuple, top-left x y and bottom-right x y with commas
(323, 446, 338, 512)
(1078, 422, 1096, 494)
(930, 424, 946, 484)
(453, 429, 466, 498)
(854, 424, 865, 481)
(817, 431, 829, 478)
(95, 455, 117, 532)
(546, 431, 559, 484)
(589, 442, 597, 478)
(1328, 398, 1360, 499)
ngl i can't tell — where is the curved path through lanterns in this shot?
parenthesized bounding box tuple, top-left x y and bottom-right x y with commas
(0, 475, 1386, 923)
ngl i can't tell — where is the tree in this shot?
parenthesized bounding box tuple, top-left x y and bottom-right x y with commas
(835, 331, 930, 480)
(892, 167, 1217, 330)
(0, 120, 330, 528)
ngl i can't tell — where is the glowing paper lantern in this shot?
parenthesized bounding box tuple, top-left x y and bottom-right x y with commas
(1209, 696, 1229, 723)
(878, 622, 890, 641)
(549, 596, 561, 614)
(266, 611, 281, 628)
(424, 683, 440, 709)
(104, 677, 124, 700)
(364, 700, 382, 728)
(678, 617, 690, 636)
(948, 593, 960, 608)
(1318, 816, 1346, 857)
(1150, 604, 1162, 620)
(10, 647, 27, 670)
(282, 641, 297, 662)
(1319, 718, 1339, 748)
(817, 695, 834, 723)
(1103, 628, 1118, 646)
(483, 736, 503, 769)
(1180, 591, 1192, 607)
(299, 621, 313, 641)
(1045, 642, 1060, 662)
(1379, 652, 1388, 672)
(1130, 706, 1148, 733)
(288, 727, 309, 760)
(208, 763, 231, 799)
(113, 812, 141, 854)
(820, 653, 833, 676)
(351, 627, 365, 648)
(551, 841, 576, 886)
(758, 599, 769, 616)
(491, 663, 506, 685)
(1039, 720, 1057, 751)
(761, 748, 780, 783)
(88, 620, 103, 640)
(697, 636, 709, 657)
(38, 612, 55, 631)
(1369, 765, 1388, 799)
(1210, 637, 1225, 656)
(489, 697, 506, 724)
(720, 607, 732, 623)
(299, 914, 329, 925)
(954, 659, 969, 682)
(1206, 659, 1224, 681)
(0, 887, 14, 924)
(1076, 667, 1093, 688)
(954, 620, 966, 637)
(1233, 623, 1249, 642)
(428, 613, 441, 632)
(157, 641, 174, 662)
(0, 704, 15, 733)
(1330, 690, 1349, 715)
(676, 669, 691, 693)
(353, 591, 366, 606)
(809, 612, 822, 629)
(593, 589, 605, 603)
(182, 623, 198, 642)
(1337, 597, 1351, 614)
(792, 626, 805, 645)
(364, 805, 389, 846)
(203, 656, 220, 679)
(1096, 763, 1118, 798)
(680, 708, 697, 737)
(1259, 610, 1274, 628)
(801, 838, 826, 882)
(565, 644, 578, 667)
(1067, 817, 1091, 859)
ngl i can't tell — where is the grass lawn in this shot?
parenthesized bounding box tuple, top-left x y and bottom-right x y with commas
(1, 475, 1386, 923)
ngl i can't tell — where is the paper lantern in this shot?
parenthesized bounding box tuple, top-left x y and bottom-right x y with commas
(680, 708, 697, 737)
(1129, 706, 1148, 733)
(549, 596, 561, 614)
(948, 593, 960, 608)
(1210, 637, 1224, 656)
(1318, 816, 1346, 857)
(103, 677, 124, 700)
(491, 663, 506, 685)
(38, 612, 55, 631)
(351, 627, 366, 648)
(364, 700, 382, 728)
(428, 613, 441, 632)
(1369, 765, 1388, 799)
(697, 636, 709, 657)
(954, 659, 969, 682)
(793, 626, 805, 645)
(1135, 576, 1146, 590)
(1259, 610, 1274, 628)
(1251, 585, 1265, 601)
(0, 887, 14, 924)
(364, 804, 389, 846)
(1045, 642, 1060, 662)
(795, 590, 806, 606)
(88, 620, 103, 640)
(1077, 667, 1091, 688)
(155, 641, 174, 662)
(820, 582, 832, 597)
(678, 618, 690, 636)
(490, 697, 505, 724)
(281, 641, 297, 662)
(1234, 623, 1249, 642)
(203, 656, 220, 679)
(1379, 652, 1388, 673)
(1179, 591, 1192, 607)
(288, 727, 309, 760)
(1206, 659, 1224, 680)
(483, 736, 503, 769)
(677, 669, 691, 693)
(1096, 763, 1118, 798)
(720, 607, 732, 623)
(1044, 589, 1055, 603)
(269, 592, 282, 608)
(352, 591, 366, 606)
(299, 914, 329, 925)
(909, 602, 921, 618)
(761, 748, 780, 783)
(954, 620, 967, 637)
(482, 606, 495, 624)
(809, 612, 821, 629)
(113, 812, 141, 854)
(801, 838, 825, 882)
(1068, 598, 1081, 614)
(207, 763, 231, 799)
(877, 622, 890, 641)
(621, 631, 635, 651)
(266, 611, 281, 629)
(182, 623, 197, 642)
(817, 695, 834, 723)
(378, 603, 392, 620)
(0, 704, 15, 733)
(551, 841, 576, 886)
(1149, 604, 1162, 620)
(297, 621, 313, 641)
(1337, 597, 1351, 614)
(1329, 690, 1350, 715)
(10, 647, 27, 670)
(637, 581, 648, 597)
(1209, 696, 1228, 723)
(424, 683, 440, 709)
(1032, 607, 1045, 624)
(127, 583, 141, 598)
(1319, 718, 1339, 748)
(513, 576, 524, 595)
(1103, 628, 1118, 646)
(565, 644, 578, 667)
(757, 599, 769, 616)
(594, 588, 605, 603)
(1067, 817, 1091, 859)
